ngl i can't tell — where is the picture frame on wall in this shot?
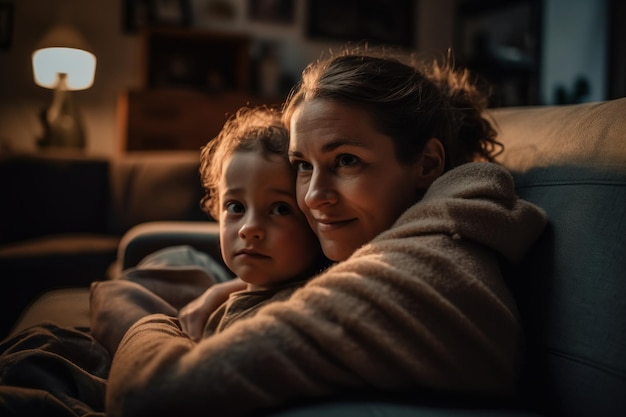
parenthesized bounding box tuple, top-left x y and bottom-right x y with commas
(143, 29, 251, 92)
(306, 0, 415, 48)
(247, 0, 295, 25)
(0, 2, 14, 50)
(150, 0, 192, 26)
(123, 0, 192, 34)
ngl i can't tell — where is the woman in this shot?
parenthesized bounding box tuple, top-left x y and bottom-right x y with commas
(103, 49, 547, 417)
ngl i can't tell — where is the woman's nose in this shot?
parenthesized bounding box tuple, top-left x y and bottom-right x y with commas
(303, 171, 337, 209)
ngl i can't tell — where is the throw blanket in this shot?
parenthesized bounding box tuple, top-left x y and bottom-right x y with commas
(104, 162, 547, 417)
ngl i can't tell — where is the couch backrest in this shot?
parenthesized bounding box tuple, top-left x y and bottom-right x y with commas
(0, 151, 211, 245)
(0, 153, 110, 244)
(107, 151, 209, 236)
(490, 98, 626, 417)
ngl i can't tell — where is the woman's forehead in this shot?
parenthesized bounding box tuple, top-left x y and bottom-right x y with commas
(288, 99, 395, 157)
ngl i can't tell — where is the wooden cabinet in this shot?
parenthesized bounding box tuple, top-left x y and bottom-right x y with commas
(117, 89, 283, 152)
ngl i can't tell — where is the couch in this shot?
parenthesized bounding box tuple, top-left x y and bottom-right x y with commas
(4, 98, 626, 417)
(0, 151, 211, 338)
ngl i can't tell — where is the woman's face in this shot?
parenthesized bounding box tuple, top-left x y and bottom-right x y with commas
(289, 99, 423, 261)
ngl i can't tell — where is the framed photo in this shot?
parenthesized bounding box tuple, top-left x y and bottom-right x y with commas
(149, 0, 192, 26)
(143, 28, 251, 92)
(123, 0, 192, 34)
(247, 0, 294, 25)
(0, 2, 14, 50)
(306, 0, 415, 48)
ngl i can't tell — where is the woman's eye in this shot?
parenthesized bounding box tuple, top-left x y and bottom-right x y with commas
(293, 160, 312, 173)
(271, 203, 292, 216)
(225, 201, 245, 214)
(337, 154, 359, 167)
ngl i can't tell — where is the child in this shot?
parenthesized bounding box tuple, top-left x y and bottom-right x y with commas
(178, 105, 328, 340)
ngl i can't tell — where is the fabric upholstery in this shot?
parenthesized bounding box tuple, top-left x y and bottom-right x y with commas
(0, 151, 212, 339)
(4, 98, 626, 417)
(491, 98, 626, 417)
(107, 152, 208, 235)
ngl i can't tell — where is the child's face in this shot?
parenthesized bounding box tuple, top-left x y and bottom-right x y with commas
(218, 150, 321, 290)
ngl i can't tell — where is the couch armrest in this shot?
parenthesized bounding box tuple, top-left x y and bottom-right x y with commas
(114, 221, 223, 275)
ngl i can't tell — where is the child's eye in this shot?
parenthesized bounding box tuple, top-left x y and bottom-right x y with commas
(225, 201, 245, 214)
(270, 203, 292, 216)
(337, 154, 359, 167)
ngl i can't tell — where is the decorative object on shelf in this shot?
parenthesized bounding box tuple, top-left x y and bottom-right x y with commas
(149, 0, 192, 26)
(255, 41, 281, 97)
(199, 0, 238, 25)
(141, 28, 250, 92)
(247, 0, 294, 25)
(0, 1, 14, 51)
(123, 0, 192, 34)
(306, 0, 415, 48)
(454, 0, 541, 107)
(32, 25, 97, 150)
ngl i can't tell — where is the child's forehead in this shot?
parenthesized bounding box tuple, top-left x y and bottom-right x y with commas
(219, 151, 296, 196)
(221, 150, 291, 176)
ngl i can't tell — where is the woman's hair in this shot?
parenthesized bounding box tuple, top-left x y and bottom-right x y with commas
(282, 47, 502, 170)
(200, 105, 288, 219)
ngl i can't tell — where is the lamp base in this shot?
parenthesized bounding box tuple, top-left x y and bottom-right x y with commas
(37, 107, 86, 150)
(37, 74, 86, 150)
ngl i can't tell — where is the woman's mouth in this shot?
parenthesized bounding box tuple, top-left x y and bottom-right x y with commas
(314, 218, 356, 232)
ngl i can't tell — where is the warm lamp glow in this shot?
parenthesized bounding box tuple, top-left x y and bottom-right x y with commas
(31, 25, 97, 150)
(32, 47, 96, 90)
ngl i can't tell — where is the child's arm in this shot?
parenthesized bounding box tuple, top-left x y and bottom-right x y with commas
(178, 278, 247, 341)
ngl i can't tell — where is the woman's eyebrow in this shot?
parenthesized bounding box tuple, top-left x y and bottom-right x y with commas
(289, 139, 366, 158)
(321, 139, 365, 153)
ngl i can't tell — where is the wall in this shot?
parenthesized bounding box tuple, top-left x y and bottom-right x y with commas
(0, 0, 455, 156)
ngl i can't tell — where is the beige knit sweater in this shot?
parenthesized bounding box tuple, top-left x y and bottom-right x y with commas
(106, 162, 547, 417)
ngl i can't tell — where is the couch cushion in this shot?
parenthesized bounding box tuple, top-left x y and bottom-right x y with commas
(0, 234, 119, 339)
(6, 288, 91, 340)
(107, 151, 209, 235)
(509, 166, 626, 417)
(490, 98, 626, 171)
(491, 98, 626, 417)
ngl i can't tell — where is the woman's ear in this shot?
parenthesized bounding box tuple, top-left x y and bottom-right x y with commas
(414, 138, 445, 188)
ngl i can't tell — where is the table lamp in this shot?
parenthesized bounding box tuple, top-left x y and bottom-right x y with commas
(32, 25, 96, 149)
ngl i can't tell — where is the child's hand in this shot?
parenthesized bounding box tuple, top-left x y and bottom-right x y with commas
(178, 278, 247, 341)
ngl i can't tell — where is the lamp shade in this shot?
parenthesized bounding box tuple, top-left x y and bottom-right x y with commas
(32, 25, 96, 91)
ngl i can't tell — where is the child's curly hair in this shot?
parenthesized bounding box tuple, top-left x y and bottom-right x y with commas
(199, 105, 288, 220)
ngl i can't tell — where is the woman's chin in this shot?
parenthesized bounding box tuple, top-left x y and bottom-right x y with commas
(321, 241, 358, 262)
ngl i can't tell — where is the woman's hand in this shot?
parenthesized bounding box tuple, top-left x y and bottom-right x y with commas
(178, 278, 247, 341)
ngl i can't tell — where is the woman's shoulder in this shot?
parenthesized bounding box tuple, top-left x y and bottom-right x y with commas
(424, 162, 515, 202)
